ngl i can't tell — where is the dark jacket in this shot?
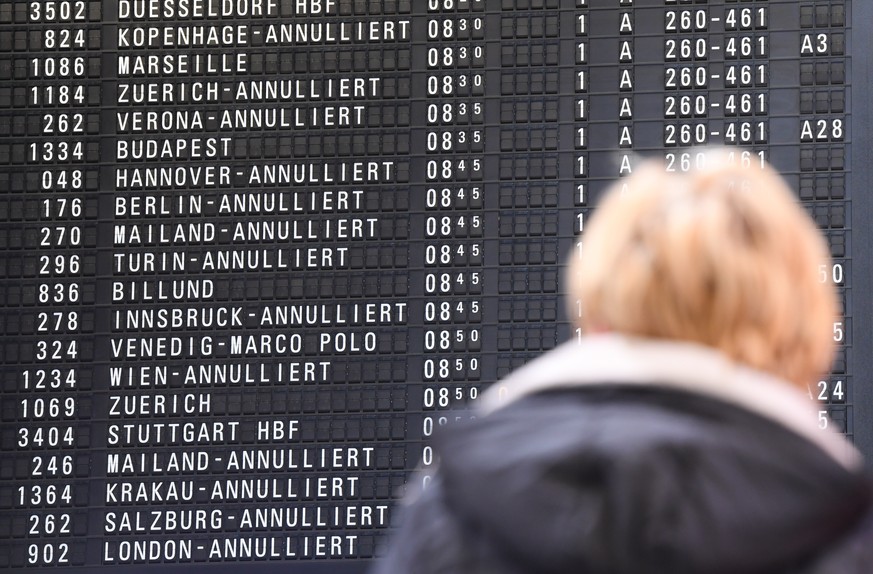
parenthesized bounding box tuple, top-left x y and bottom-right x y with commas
(375, 335, 873, 574)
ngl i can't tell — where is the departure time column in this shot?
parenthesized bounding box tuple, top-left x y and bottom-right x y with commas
(414, 0, 485, 482)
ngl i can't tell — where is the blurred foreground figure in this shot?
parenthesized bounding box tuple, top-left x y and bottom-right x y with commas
(375, 149, 873, 574)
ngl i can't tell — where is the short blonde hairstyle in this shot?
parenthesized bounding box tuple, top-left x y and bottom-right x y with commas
(569, 148, 837, 388)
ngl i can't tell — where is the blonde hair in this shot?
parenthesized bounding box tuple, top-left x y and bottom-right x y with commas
(569, 148, 837, 388)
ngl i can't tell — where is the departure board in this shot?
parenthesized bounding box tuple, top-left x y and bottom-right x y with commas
(1, 0, 872, 571)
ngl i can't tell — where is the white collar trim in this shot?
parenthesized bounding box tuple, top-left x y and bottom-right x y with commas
(479, 334, 861, 471)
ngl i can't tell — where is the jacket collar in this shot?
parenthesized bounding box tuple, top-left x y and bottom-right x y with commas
(480, 334, 862, 471)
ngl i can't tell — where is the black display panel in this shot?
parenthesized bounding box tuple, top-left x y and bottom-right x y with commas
(1, 0, 870, 571)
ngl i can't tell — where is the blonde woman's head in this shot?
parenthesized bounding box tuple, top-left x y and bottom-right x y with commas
(569, 148, 837, 387)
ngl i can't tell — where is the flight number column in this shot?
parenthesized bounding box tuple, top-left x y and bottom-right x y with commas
(416, 0, 485, 480)
(0, 0, 100, 568)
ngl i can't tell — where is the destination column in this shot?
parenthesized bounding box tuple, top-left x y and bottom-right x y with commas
(100, 0, 413, 564)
